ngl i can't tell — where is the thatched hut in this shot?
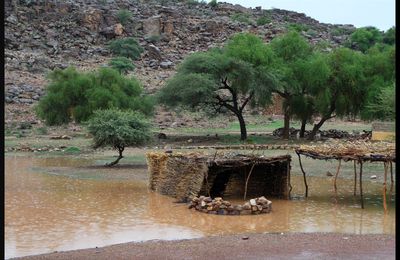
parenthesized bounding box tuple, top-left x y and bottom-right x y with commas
(146, 152, 291, 202)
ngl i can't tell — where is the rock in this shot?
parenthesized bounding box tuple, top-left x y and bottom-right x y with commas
(326, 171, 334, 176)
(100, 23, 124, 39)
(146, 44, 162, 60)
(370, 175, 377, 179)
(6, 15, 18, 24)
(250, 199, 256, 206)
(160, 60, 173, 69)
(143, 16, 161, 37)
(158, 132, 167, 139)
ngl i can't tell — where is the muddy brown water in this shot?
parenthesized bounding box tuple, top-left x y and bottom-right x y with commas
(5, 155, 395, 259)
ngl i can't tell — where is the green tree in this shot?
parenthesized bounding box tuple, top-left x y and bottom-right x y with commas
(36, 67, 153, 125)
(158, 33, 276, 140)
(108, 56, 135, 74)
(346, 26, 383, 53)
(116, 9, 132, 25)
(87, 109, 151, 166)
(268, 31, 313, 139)
(363, 83, 395, 121)
(382, 26, 395, 45)
(289, 52, 330, 137)
(209, 0, 217, 8)
(108, 37, 144, 60)
(308, 48, 367, 139)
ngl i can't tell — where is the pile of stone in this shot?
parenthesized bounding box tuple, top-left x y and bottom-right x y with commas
(189, 196, 272, 215)
(272, 127, 372, 140)
(5, 84, 44, 104)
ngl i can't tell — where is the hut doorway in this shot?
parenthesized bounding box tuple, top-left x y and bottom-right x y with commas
(209, 170, 231, 197)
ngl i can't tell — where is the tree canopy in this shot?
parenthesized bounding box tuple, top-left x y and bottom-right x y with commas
(87, 109, 151, 166)
(36, 67, 153, 125)
(158, 33, 277, 140)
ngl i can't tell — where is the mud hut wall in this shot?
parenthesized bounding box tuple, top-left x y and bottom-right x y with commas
(151, 156, 208, 201)
(146, 153, 169, 191)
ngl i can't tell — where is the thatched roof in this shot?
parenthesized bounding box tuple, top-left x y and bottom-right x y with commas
(295, 140, 395, 162)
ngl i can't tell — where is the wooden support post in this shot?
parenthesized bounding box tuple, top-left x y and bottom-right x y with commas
(383, 162, 388, 212)
(296, 152, 308, 198)
(389, 162, 394, 201)
(353, 161, 357, 196)
(287, 161, 292, 199)
(334, 159, 342, 193)
(359, 161, 364, 209)
(243, 162, 256, 200)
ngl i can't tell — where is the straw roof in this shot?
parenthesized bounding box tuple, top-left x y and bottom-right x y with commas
(295, 140, 395, 162)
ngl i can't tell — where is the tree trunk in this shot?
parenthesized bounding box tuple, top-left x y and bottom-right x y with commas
(308, 117, 328, 140)
(106, 146, 124, 167)
(299, 118, 307, 138)
(283, 105, 290, 140)
(237, 112, 247, 141)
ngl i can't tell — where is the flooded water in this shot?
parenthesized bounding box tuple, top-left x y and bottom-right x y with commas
(5, 155, 395, 259)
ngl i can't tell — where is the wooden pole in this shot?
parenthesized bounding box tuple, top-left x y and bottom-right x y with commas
(243, 162, 256, 200)
(334, 159, 342, 193)
(296, 152, 308, 198)
(389, 161, 394, 201)
(353, 160, 357, 196)
(383, 162, 388, 212)
(287, 161, 292, 200)
(359, 161, 364, 209)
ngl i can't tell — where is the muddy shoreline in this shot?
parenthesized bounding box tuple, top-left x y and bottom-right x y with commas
(12, 232, 395, 260)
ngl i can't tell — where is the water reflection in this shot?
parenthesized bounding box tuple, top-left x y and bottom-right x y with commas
(5, 155, 395, 259)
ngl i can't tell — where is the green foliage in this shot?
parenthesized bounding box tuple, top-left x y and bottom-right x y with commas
(362, 83, 395, 121)
(108, 57, 135, 74)
(346, 26, 383, 53)
(35, 126, 48, 135)
(158, 33, 277, 140)
(36, 67, 153, 126)
(383, 26, 395, 45)
(231, 13, 252, 25)
(145, 34, 161, 43)
(286, 23, 310, 32)
(209, 0, 218, 7)
(186, 0, 200, 6)
(64, 146, 81, 154)
(108, 37, 144, 60)
(256, 15, 271, 26)
(87, 109, 151, 150)
(116, 9, 132, 25)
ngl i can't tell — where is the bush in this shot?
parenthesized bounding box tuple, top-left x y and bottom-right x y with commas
(186, 0, 199, 6)
(209, 0, 217, 8)
(256, 16, 271, 26)
(36, 67, 153, 125)
(231, 13, 252, 25)
(108, 37, 144, 60)
(287, 23, 309, 32)
(87, 109, 151, 166)
(145, 34, 161, 43)
(116, 9, 132, 25)
(108, 57, 135, 74)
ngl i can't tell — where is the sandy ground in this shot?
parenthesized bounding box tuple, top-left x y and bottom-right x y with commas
(12, 232, 395, 260)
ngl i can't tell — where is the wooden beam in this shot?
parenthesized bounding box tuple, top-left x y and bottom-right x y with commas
(359, 161, 364, 209)
(296, 152, 308, 198)
(383, 162, 388, 212)
(389, 161, 394, 201)
(353, 161, 357, 196)
(334, 159, 342, 193)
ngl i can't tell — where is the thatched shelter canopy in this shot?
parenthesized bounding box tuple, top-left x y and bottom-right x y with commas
(294, 140, 395, 210)
(146, 152, 292, 202)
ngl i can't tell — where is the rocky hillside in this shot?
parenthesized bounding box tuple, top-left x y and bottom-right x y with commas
(5, 0, 356, 129)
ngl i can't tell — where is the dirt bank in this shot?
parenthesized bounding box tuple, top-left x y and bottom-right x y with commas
(12, 232, 395, 260)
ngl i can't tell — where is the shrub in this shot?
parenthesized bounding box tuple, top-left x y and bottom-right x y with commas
(209, 0, 217, 8)
(108, 37, 144, 60)
(36, 126, 48, 135)
(116, 9, 132, 26)
(64, 146, 81, 154)
(231, 13, 252, 25)
(108, 57, 135, 74)
(145, 34, 161, 43)
(36, 67, 153, 125)
(87, 109, 151, 166)
(287, 23, 309, 32)
(186, 0, 199, 6)
(256, 16, 271, 26)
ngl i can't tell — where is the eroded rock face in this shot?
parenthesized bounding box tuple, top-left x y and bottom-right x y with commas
(4, 0, 356, 126)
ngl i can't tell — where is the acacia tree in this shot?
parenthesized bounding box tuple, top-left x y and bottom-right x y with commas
(158, 33, 276, 140)
(308, 48, 367, 139)
(87, 109, 151, 167)
(268, 31, 314, 139)
(289, 52, 330, 137)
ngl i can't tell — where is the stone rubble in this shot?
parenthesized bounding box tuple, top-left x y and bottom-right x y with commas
(189, 195, 272, 215)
